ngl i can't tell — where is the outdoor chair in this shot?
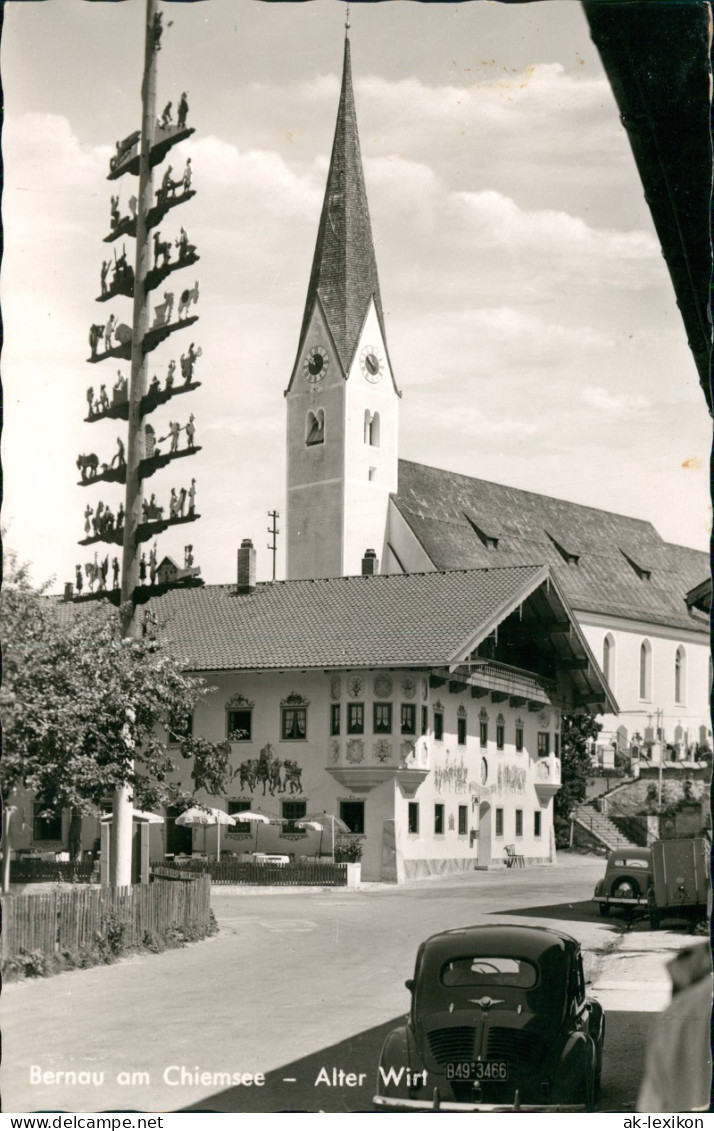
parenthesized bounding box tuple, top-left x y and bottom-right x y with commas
(504, 844, 525, 869)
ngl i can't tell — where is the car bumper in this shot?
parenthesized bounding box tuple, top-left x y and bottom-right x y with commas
(373, 1095, 586, 1112)
(595, 895, 647, 907)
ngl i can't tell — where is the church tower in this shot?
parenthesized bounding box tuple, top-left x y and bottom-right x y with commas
(285, 28, 399, 580)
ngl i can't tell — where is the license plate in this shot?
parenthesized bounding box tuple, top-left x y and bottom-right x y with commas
(445, 1061, 509, 1081)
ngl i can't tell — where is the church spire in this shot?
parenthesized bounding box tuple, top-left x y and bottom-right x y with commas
(296, 31, 387, 376)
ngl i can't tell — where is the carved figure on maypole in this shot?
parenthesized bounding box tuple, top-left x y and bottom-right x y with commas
(178, 279, 199, 319)
(101, 260, 111, 295)
(175, 227, 196, 264)
(112, 557, 120, 589)
(149, 543, 158, 585)
(180, 343, 201, 382)
(152, 290, 174, 327)
(182, 158, 192, 193)
(77, 453, 100, 482)
(104, 315, 117, 353)
(153, 231, 172, 269)
(89, 324, 104, 359)
(177, 92, 189, 130)
(185, 413, 196, 449)
(75, 565, 84, 594)
(159, 101, 173, 130)
(110, 437, 126, 470)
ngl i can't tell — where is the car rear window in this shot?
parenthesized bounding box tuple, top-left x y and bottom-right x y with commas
(441, 957, 537, 988)
(611, 857, 650, 869)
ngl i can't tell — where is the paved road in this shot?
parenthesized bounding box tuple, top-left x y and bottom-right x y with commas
(2, 854, 700, 1113)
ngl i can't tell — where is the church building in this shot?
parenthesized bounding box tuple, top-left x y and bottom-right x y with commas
(284, 33, 711, 767)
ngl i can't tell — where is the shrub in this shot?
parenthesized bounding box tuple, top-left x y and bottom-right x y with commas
(334, 835, 364, 863)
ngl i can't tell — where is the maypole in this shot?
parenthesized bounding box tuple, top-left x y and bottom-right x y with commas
(79, 0, 203, 885)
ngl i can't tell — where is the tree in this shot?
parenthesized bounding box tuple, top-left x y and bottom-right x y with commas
(0, 550, 232, 877)
(554, 713, 602, 846)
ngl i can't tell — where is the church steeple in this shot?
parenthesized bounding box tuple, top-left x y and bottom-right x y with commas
(294, 31, 387, 378)
(285, 27, 399, 583)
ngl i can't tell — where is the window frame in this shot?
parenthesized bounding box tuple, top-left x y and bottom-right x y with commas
(479, 720, 488, 748)
(495, 808, 504, 838)
(281, 705, 308, 741)
(515, 809, 523, 838)
(373, 702, 393, 735)
(496, 723, 505, 750)
(408, 802, 420, 835)
(227, 707, 252, 742)
(33, 804, 63, 843)
(433, 709, 444, 742)
(515, 725, 524, 753)
(401, 703, 417, 736)
(534, 810, 542, 838)
(639, 639, 653, 702)
(330, 703, 341, 736)
(458, 805, 468, 836)
(346, 702, 364, 735)
(421, 704, 429, 736)
(227, 799, 254, 833)
(537, 731, 550, 758)
(339, 800, 365, 835)
(281, 799, 307, 833)
(434, 803, 445, 836)
(457, 716, 467, 746)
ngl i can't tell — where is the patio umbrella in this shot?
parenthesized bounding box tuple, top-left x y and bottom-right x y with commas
(234, 810, 276, 854)
(297, 812, 350, 861)
(175, 806, 235, 862)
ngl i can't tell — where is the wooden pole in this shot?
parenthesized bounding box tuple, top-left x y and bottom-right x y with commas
(111, 0, 160, 887)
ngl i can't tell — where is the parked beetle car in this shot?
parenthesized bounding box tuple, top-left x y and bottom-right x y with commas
(593, 847, 653, 916)
(373, 924, 605, 1112)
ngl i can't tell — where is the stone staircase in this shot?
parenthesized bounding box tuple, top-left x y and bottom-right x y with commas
(574, 802, 639, 853)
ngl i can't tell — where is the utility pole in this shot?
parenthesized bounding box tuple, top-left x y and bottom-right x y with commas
(267, 510, 280, 582)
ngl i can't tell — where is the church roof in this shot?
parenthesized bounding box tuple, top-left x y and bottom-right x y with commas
(293, 35, 387, 377)
(392, 460, 710, 634)
(143, 563, 591, 678)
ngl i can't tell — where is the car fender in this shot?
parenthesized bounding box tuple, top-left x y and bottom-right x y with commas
(376, 1025, 422, 1098)
(551, 1031, 595, 1108)
(587, 999, 605, 1050)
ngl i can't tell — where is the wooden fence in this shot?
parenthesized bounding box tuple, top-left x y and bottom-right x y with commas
(153, 859, 348, 886)
(2, 875, 211, 960)
(10, 859, 96, 884)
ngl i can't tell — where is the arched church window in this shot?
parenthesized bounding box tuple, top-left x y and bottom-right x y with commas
(674, 645, 686, 705)
(306, 408, 325, 446)
(639, 639, 652, 701)
(602, 633, 615, 688)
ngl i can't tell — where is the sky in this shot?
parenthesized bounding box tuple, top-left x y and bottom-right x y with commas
(2, 0, 711, 591)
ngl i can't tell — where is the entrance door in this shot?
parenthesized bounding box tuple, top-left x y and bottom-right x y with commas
(478, 802, 492, 867)
(165, 808, 193, 856)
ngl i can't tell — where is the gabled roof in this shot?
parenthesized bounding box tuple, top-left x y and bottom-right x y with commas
(392, 460, 709, 634)
(149, 565, 545, 672)
(292, 35, 387, 378)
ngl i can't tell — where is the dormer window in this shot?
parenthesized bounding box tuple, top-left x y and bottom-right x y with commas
(364, 410, 380, 447)
(306, 408, 325, 446)
(620, 549, 651, 581)
(464, 512, 499, 549)
(546, 531, 579, 566)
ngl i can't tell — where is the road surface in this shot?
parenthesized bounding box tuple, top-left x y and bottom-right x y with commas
(2, 854, 701, 1113)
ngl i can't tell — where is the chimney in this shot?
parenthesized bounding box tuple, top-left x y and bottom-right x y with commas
(237, 539, 257, 594)
(64, 582, 74, 602)
(361, 548, 379, 576)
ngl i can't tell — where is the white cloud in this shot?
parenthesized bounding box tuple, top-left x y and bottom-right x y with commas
(582, 385, 650, 414)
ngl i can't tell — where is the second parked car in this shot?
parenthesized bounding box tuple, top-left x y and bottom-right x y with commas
(593, 847, 652, 916)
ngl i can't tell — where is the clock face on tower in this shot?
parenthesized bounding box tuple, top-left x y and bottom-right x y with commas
(360, 345, 384, 383)
(303, 345, 329, 383)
